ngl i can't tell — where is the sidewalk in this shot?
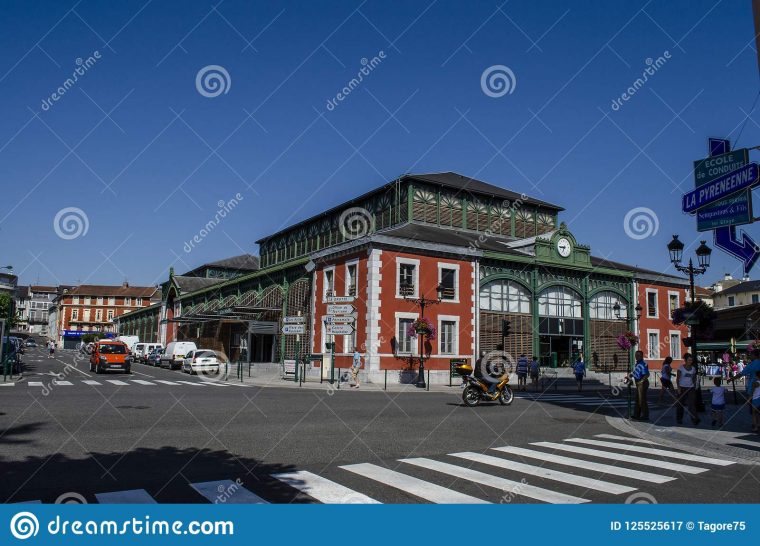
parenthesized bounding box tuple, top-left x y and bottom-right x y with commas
(607, 393, 760, 464)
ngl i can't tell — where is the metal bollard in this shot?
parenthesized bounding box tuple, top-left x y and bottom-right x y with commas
(337, 368, 341, 390)
(426, 370, 430, 391)
(384, 369, 387, 391)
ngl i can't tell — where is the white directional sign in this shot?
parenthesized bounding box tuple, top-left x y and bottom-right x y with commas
(283, 316, 306, 324)
(324, 315, 355, 324)
(281, 324, 305, 335)
(327, 304, 355, 315)
(325, 324, 355, 335)
(326, 296, 355, 304)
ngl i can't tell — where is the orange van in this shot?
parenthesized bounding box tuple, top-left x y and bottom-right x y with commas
(89, 340, 132, 374)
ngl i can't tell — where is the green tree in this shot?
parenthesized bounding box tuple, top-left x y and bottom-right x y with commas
(0, 292, 17, 329)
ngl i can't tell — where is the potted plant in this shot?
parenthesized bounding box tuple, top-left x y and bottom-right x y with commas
(616, 330, 639, 350)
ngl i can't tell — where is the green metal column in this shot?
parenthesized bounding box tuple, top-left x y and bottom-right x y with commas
(531, 268, 539, 358)
(280, 279, 289, 366)
(582, 276, 590, 364)
(407, 183, 414, 222)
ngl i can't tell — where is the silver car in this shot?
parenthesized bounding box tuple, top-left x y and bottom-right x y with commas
(181, 349, 222, 375)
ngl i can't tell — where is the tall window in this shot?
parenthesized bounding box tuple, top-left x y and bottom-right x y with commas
(324, 269, 335, 299)
(648, 332, 660, 359)
(83, 309, 91, 322)
(346, 263, 357, 297)
(95, 310, 102, 322)
(108, 297, 116, 305)
(753, 294, 759, 304)
(397, 318, 414, 353)
(590, 291, 627, 320)
(72, 296, 80, 304)
(538, 286, 582, 318)
(669, 293, 679, 314)
(728, 296, 735, 307)
(97, 297, 104, 305)
(480, 280, 530, 314)
(439, 267, 457, 300)
(124, 297, 132, 306)
(71, 309, 79, 321)
(107, 310, 114, 321)
(670, 333, 681, 359)
(84, 297, 91, 305)
(647, 291, 658, 317)
(440, 320, 456, 355)
(136, 298, 143, 306)
(399, 263, 416, 295)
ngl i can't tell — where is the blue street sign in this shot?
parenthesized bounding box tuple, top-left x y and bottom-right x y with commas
(714, 225, 760, 275)
(682, 163, 759, 213)
(693, 147, 753, 231)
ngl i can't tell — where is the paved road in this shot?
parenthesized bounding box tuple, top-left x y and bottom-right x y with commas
(0, 348, 756, 504)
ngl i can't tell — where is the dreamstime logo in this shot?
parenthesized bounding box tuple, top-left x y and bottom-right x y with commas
(325, 51, 386, 111)
(53, 207, 89, 240)
(610, 51, 671, 112)
(623, 207, 659, 240)
(55, 492, 87, 504)
(478, 349, 514, 383)
(184, 193, 243, 253)
(40, 51, 101, 112)
(10, 512, 39, 540)
(480, 65, 516, 98)
(339, 207, 375, 240)
(195, 65, 231, 98)
(625, 492, 658, 504)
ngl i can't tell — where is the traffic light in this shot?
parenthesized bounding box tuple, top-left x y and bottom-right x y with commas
(501, 319, 511, 338)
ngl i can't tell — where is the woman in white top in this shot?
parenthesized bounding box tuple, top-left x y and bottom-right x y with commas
(676, 354, 700, 425)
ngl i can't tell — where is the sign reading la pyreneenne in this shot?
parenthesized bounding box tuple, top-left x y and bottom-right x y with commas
(682, 163, 759, 213)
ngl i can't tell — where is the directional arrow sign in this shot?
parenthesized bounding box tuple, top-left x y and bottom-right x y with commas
(283, 316, 306, 324)
(281, 325, 305, 335)
(682, 163, 759, 213)
(325, 324, 355, 335)
(326, 296, 355, 304)
(324, 315, 355, 324)
(714, 226, 760, 276)
(327, 304, 355, 315)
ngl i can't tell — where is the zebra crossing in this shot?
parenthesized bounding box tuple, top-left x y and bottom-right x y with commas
(19, 378, 250, 388)
(13, 434, 735, 505)
(513, 391, 631, 410)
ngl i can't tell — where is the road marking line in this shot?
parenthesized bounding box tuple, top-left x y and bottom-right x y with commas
(131, 380, 156, 386)
(340, 463, 489, 504)
(273, 471, 381, 504)
(154, 380, 180, 385)
(82, 380, 102, 385)
(130, 370, 154, 377)
(28, 382, 45, 387)
(95, 489, 157, 503)
(595, 434, 661, 444)
(175, 381, 206, 386)
(0, 383, 15, 387)
(190, 480, 268, 504)
(197, 381, 231, 387)
(564, 438, 734, 466)
(450, 452, 636, 495)
(531, 442, 708, 474)
(105, 380, 129, 386)
(52, 380, 73, 386)
(492, 446, 674, 484)
(400, 458, 588, 504)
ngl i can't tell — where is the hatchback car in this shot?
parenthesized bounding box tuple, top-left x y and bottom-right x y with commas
(181, 349, 222, 375)
(25, 339, 37, 347)
(89, 341, 132, 374)
(146, 348, 163, 367)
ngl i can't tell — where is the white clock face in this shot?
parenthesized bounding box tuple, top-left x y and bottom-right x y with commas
(557, 237, 572, 257)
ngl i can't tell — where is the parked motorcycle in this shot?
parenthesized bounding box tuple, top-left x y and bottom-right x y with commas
(454, 361, 514, 407)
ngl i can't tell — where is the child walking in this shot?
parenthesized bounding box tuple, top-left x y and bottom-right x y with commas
(710, 377, 726, 427)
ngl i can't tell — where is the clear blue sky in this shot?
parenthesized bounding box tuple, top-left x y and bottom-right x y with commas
(0, 0, 758, 287)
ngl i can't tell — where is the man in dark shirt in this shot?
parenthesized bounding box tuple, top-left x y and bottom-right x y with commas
(632, 350, 650, 421)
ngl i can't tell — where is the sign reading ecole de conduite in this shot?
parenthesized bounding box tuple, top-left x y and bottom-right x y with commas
(682, 163, 760, 213)
(692, 148, 753, 231)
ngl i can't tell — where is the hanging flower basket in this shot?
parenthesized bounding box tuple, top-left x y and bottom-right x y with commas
(747, 339, 760, 353)
(407, 317, 437, 341)
(616, 331, 639, 350)
(671, 302, 717, 341)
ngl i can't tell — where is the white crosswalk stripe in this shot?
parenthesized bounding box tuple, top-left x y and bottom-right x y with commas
(106, 380, 129, 386)
(492, 446, 675, 484)
(130, 380, 156, 385)
(82, 380, 102, 385)
(175, 381, 206, 386)
(28, 382, 44, 387)
(594, 434, 661, 444)
(273, 471, 381, 504)
(340, 463, 489, 504)
(52, 380, 73, 386)
(400, 458, 589, 504)
(190, 480, 268, 504)
(531, 442, 708, 474)
(96, 489, 156, 503)
(563, 438, 735, 466)
(450, 452, 636, 495)
(154, 380, 180, 385)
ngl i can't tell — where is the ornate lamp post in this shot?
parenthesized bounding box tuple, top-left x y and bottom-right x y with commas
(402, 283, 444, 388)
(613, 300, 643, 418)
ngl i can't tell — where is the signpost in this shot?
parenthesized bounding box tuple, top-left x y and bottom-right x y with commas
(327, 304, 355, 315)
(693, 148, 752, 231)
(281, 324, 305, 335)
(325, 324, 355, 336)
(682, 163, 759, 213)
(326, 296, 355, 304)
(283, 316, 306, 324)
(324, 315, 355, 324)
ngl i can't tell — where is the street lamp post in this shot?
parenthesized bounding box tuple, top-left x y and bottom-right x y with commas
(667, 235, 712, 393)
(402, 283, 444, 388)
(613, 300, 643, 418)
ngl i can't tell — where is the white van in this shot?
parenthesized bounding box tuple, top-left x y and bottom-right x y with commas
(161, 341, 197, 370)
(117, 336, 139, 351)
(133, 342, 164, 363)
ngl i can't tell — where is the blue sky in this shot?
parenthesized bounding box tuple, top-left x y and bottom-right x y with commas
(0, 0, 758, 287)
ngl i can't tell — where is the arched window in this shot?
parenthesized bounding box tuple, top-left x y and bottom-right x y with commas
(538, 286, 582, 318)
(590, 291, 627, 320)
(479, 279, 531, 314)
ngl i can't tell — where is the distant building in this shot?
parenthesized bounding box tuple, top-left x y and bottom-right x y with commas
(685, 285, 715, 307)
(53, 282, 161, 348)
(0, 271, 17, 296)
(14, 285, 61, 336)
(713, 279, 760, 310)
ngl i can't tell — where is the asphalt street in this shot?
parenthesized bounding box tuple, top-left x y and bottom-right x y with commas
(0, 347, 757, 505)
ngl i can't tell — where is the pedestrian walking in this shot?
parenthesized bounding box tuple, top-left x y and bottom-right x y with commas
(529, 356, 540, 391)
(728, 348, 760, 428)
(516, 353, 529, 391)
(676, 353, 699, 425)
(658, 356, 676, 403)
(572, 355, 586, 392)
(47, 340, 55, 359)
(350, 347, 362, 388)
(632, 350, 650, 421)
(710, 377, 726, 428)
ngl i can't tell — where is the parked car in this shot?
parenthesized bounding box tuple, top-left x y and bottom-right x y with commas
(160, 341, 197, 370)
(147, 348, 163, 367)
(134, 343, 163, 363)
(89, 340, 132, 374)
(25, 339, 37, 348)
(181, 349, 223, 375)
